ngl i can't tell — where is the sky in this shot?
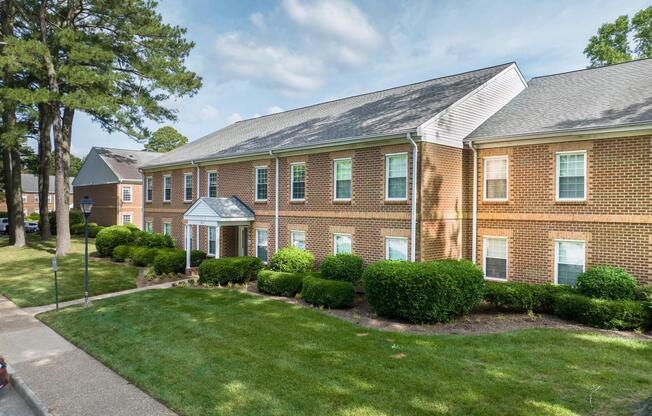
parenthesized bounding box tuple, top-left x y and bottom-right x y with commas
(68, 0, 650, 157)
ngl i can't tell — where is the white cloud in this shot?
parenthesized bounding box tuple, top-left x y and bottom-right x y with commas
(226, 113, 243, 124)
(266, 105, 284, 114)
(249, 12, 265, 29)
(200, 104, 219, 120)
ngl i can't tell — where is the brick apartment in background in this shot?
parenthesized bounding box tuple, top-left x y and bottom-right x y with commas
(73, 147, 162, 228)
(0, 174, 74, 215)
(140, 58, 652, 285)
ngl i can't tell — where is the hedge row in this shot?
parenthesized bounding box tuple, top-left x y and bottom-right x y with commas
(484, 282, 573, 313)
(95, 225, 175, 257)
(301, 276, 356, 309)
(269, 247, 315, 273)
(320, 254, 364, 284)
(256, 270, 306, 297)
(198, 257, 263, 285)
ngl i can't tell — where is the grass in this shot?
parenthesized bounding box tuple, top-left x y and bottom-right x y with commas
(40, 288, 652, 416)
(0, 235, 138, 307)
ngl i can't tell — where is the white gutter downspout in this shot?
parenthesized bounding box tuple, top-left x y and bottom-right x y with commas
(191, 160, 200, 249)
(469, 141, 478, 265)
(270, 150, 279, 253)
(406, 133, 418, 262)
(139, 168, 145, 230)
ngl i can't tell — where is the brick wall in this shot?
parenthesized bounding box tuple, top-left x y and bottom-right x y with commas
(74, 184, 119, 227)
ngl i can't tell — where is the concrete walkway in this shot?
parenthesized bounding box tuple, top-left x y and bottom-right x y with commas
(0, 385, 36, 416)
(0, 288, 179, 416)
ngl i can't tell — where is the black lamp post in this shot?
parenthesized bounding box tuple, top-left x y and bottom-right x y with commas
(79, 196, 94, 307)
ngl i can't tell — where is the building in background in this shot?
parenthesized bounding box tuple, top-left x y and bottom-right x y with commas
(0, 174, 74, 215)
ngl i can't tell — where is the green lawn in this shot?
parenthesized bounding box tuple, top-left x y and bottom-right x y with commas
(39, 288, 652, 416)
(0, 236, 137, 307)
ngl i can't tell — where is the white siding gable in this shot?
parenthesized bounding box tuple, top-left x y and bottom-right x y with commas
(185, 200, 215, 218)
(417, 64, 527, 148)
(72, 148, 120, 186)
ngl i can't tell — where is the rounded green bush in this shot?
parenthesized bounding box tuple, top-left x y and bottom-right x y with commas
(48, 209, 85, 235)
(269, 247, 315, 273)
(190, 250, 207, 267)
(112, 245, 134, 262)
(484, 282, 573, 313)
(130, 247, 161, 267)
(152, 250, 186, 275)
(301, 276, 355, 308)
(95, 225, 135, 257)
(553, 292, 648, 330)
(133, 231, 175, 248)
(363, 259, 485, 324)
(257, 270, 305, 297)
(576, 266, 637, 300)
(320, 254, 364, 284)
(198, 257, 263, 285)
(87, 224, 104, 238)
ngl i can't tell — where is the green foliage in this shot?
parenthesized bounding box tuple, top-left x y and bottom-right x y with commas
(48, 209, 85, 235)
(257, 270, 305, 297)
(553, 293, 648, 330)
(133, 231, 175, 248)
(144, 126, 188, 152)
(319, 254, 364, 284)
(198, 257, 263, 285)
(130, 247, 162, 267)
(576, 266, 637, 300)
(87, 224, 104, 238)
(301, 276, 355, 309)
(190, 250, 207, 267)
(26, 212, 40, 221)
(363, 259, 485, 324)
(112, 245, 134, 262)
(95, 225, 135, 257)
(484, 282, 573, 313)
(152, 250, 186, 275)
(269, 247, 315, 273)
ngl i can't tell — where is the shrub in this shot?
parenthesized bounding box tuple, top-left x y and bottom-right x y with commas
(363, 259, 484, 324)
(553, 293, 648, 330)
(152, 250, 186, 275)
(198, 257, 263, 285)
(576, 266, 637, 300)
(130, 247, 162, 267)
(257, 270, 305, 297)
(26, 212, 40, 221)
(48, 209, 85, 235)
(112, 245, 134, 262)
(484, 282, 573, 313)
(71, 222, 100, 236)
(71, 223, 85, 235)
(301, 276, 355, 308)
(269, 247, 315, 273)
(320, 254, 364, 284)
(190, 250, 207, 267)
(635, 285, 652, 301)
(87, 224, 104, 238)
(133, 231, 175, 248)
(95, 225, 135, 257)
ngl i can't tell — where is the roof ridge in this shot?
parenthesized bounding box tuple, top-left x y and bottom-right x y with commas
(531, 56, 652, 80)
(93, 146, 159, 154)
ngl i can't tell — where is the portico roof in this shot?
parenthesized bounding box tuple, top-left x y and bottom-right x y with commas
(183, 197, 255, 225)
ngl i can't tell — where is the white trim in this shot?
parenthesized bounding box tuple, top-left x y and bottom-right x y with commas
(162, 175, 171, 202)
(333, 158, 352, 202)
(385, 236, 408, 261)
(554, 239, 585, 285)
(333, 233, 353, 255)
(555, 151, 587, 202)
(207, 170, 217, 198)
(290, 162, 306, 202)
(120, 212, 133, 225)
(121, 185, 133, 203)
(162, 222, 172, 236)
(183, 172, 193, 202)
(255, 228, 269, 263)
(145, 221, 153, 233)
(145, 176, 153, 202)
(483, 156, 509, 202)
(207, 226, 217, 257)
(385, 152, 408, 201)
(290, 230, 306, 250)
(482, 236, 508, 281)
(254, 166, 268, 202)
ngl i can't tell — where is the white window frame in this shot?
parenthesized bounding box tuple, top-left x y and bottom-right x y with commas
(183, 173, 193, 202)
(145, 221, 153, 233)
(255, 229, 269, 263)
(333, 233, 352, 255)
(290, 162, 306, 202)
(385, 237, 408, 261)
(122, 185, 132, 203)
(48, 194, 52, 203)
(207, 226, 217, 257)
(554, 239, 586, 285)
(145, 176, 153, 202)
(255, 166, 268, 202)
(333, 158, 352, 201)
(482, 236, 508, 281)
(120, 212, 133, 225)
(163, 222, 172, 236)
(556, 151, 587, 202)
(385, 152, 408, 201)
(34, 194, 39, 203)
(22, 195, 27, 203)
(483, 156, 508, 202)
(163, 175, 171, 202)
(290, 230, 306, 250)
(207, 171, 217, 198)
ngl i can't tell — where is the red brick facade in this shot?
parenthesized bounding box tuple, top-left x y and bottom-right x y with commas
(73, 183, 144, 228)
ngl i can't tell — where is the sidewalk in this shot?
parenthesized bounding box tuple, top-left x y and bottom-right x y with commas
(0, 289, 178, 416)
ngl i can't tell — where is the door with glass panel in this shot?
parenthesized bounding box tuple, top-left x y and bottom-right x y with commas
(238, 226, 248, 256)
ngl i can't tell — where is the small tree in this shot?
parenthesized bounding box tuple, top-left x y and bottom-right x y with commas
(145, 126, 188, 152)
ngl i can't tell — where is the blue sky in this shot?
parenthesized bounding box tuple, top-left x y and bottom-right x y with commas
(69, 0, 649, 157)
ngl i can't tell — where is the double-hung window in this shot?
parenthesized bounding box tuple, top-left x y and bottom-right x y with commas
(35, 195, 39, 203)
(333, 233, 352, 255)
(22, 195, 27, 203)
(255, 167, 268, 201)
(122, 186, 132, 202)
(256, 229, 268, 262)
(183, 173, 193, 202)
(163, 175, 171, 202)
(385, 237, 408, 261)
(386, 153, 408, 200)
(207, 171, 217, 198)
(333, 158, 352, 200)
(145, 221, 153, 233)
(483, 157, 508, 201)
(483, 237, 508, 280)
(145, 176, 153, 202)
(555, 240, 585, 286)
(291, 162, 305, 201)
(163, 223, 172, 236)
(208, 226, 217, 257)
(290, 230, 305, 250)
(556, 152, 586, 201)
(121, 213, 132, 225)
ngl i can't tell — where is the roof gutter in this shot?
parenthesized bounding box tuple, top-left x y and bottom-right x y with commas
(469, 140, 478, 266)
(270, 150, 279, 254)
(406, 133, 418, 262)
(191, 160, 200, 249)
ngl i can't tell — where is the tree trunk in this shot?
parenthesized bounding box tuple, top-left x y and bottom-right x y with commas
(10, 147, 25, 247)
(2, 148, 15, 244)
(38, 103, 52, 240)
(53, 107, 71, 255)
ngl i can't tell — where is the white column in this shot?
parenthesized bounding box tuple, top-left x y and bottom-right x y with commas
(185, 224, 191, 270)
(216, 224, 221, 259)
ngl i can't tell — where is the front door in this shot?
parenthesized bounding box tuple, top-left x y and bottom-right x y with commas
(238, 226, 248, 256)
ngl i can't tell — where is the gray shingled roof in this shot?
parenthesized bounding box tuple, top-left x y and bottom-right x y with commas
(189, 197, 255, 219)
(21, 174, 74, 193)
(144, 63, 513, 168)
(95, 148, 163, 180)
(469, 58, 652, 141)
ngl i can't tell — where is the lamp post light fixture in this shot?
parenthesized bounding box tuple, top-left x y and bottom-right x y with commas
(79, 196, 94, 307)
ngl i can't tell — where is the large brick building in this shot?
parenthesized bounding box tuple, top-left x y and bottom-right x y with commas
(0, 174, 73, 215)
(140, 59, 652, 285)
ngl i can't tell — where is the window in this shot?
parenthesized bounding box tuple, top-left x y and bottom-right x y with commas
(557, 152, 586, 200)
(183, 173, 193, 202)
(207, 171, 217, 198)
(22, 195, 27, 203)
(48, 195, 52, 203)
(385, 237, 408, 261)
(122, 186, 132, 202)
(163, 223, 172, 236)
(256, 229, 268, 262)
(121, 213, 132, 225)
(334, 233, 352, 255)
(255, 167, 268, 201)
(208, 226, 217, 256)
(291, 230, 305, 250)
(145, 221, 153, 233)
(555, 240, 585, 286)
(163, 175, 171, 202)
(333, 158, 352, 200)
(483, 157, 508, 201)
(145, 177, 153, 202)
(386, 153, 408, 200)
(483, 237, 508, 280)
(34, 195, 39, 203)
(291, 162, 305, 201)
